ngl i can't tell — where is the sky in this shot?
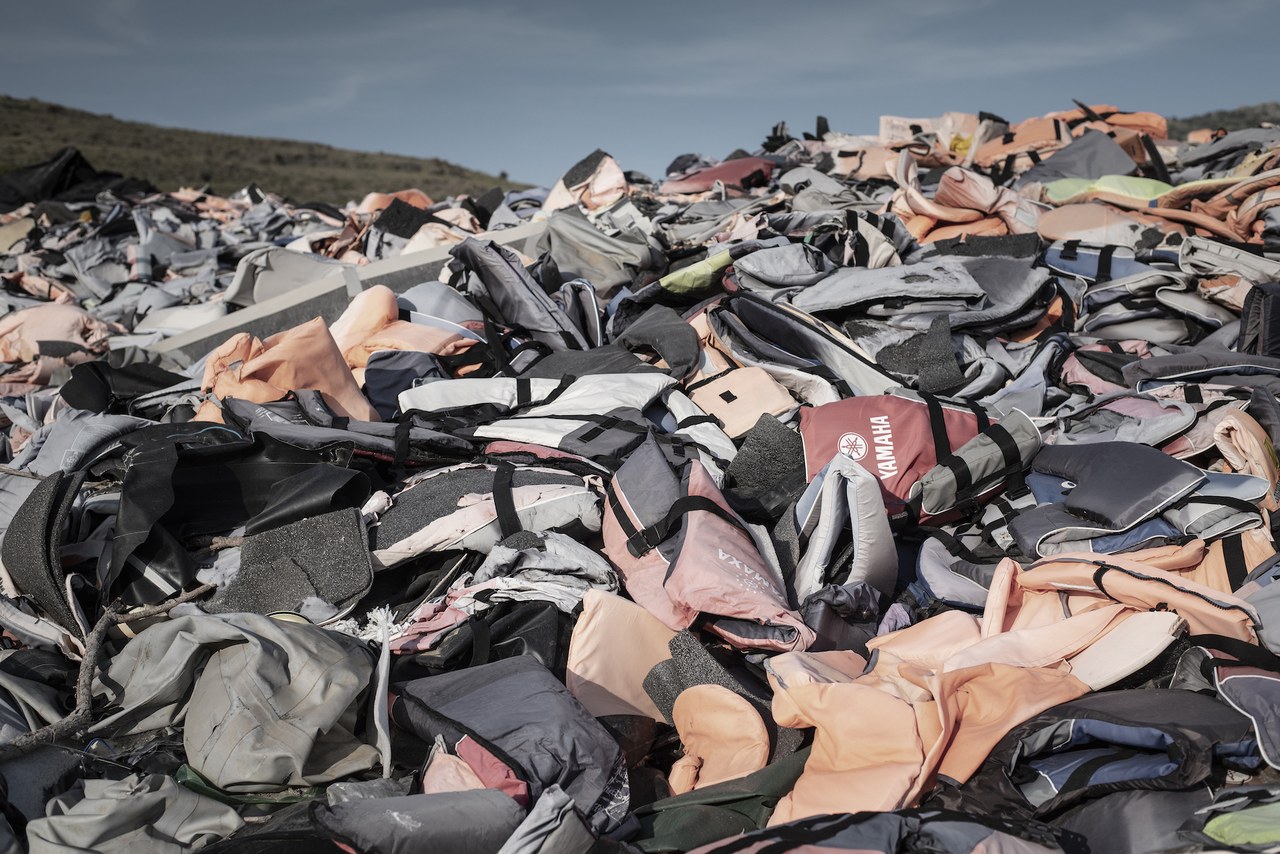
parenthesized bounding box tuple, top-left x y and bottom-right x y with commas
(2, 0, 1276, 186)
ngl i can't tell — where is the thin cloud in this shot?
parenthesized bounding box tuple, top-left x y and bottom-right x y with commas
(93, 0, 151, 47)
(257, 70, 374, 123)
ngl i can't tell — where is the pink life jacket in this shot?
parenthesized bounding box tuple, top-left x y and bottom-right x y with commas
(602, 433, 813, 653)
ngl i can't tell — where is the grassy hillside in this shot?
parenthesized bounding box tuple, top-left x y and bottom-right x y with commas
(1167, 102, 1280, 140)
(0, 95, 528, 206)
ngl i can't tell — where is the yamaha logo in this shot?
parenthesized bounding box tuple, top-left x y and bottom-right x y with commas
(838, 432, 868, 461)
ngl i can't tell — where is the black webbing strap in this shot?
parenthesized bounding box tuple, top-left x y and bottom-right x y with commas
(1193, 633, 1280, 678)
(498, 374, 578, 417)
(984, 422, 1023, 473)
(552, 412, 652, 445)
(670, 437, 732, 472)
(917, 391, 955, 459)
(606, 485, 639, 541)
(998, 153, 1018, 185)
(851, 211, 895, 245)
(1173, 494, 1261, 516)
(965, 401, 991, 432)
(1060, 239, 1081, 262)
(1222, 535, 1249, 592)
(392, 419, 413, 467)
(1140, 134, 1171, 184)
(1095, 245, 1116, 283)
(852, 229, 871, 267)
(656, 431, 731, 472)
(491, 462, 521, 539)
(684, 368, 735, 393)
(479, 314, 513, 375)
(505, 337, 554, 368)
(515, 378, 533, 406)
(949, 421, 1027, 504)
(1183, 385, 1204, 405)
(1072, 99, 1107, 123)
(626, 496, 747, 558)
(434, 314, 517, 378)
(879, 218, 897, 242)
(987, 495, 1023, 529)
(579, 422, 607, 443)
(437, 345, 493, 375)
(940, 452, 974, 497)
(917, 525, 987, 564)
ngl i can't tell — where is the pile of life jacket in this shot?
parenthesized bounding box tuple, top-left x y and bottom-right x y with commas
(3, 104, 1280, 854)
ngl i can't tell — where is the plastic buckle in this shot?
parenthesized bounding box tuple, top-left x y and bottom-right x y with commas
(626, 530, 659, 558)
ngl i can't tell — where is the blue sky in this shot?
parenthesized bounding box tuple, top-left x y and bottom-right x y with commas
(2, 0, 1275, 186)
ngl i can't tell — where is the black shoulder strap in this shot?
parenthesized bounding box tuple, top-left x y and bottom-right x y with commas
(916, 391, 955, 457)
(1140, 134, 1171, 184)
(964, 401, 991, 432)
(507, 374, 576, 414)
(1172, 494, 1261, 516)
(626, 495, 748, 558)
(491, 462, 522, 539)
(1221, 534, 1249, 592)
(606, 484, 640, 542)
(917, 525, 988, 564)
(1095, 245, 1116, 283)
(953, 421, 1029, 504)
(392, 419, 413, 470)
(997, 153, 1018, 185)
(1072, 99, 1107, 123)
(1193, 633, 1280, 676)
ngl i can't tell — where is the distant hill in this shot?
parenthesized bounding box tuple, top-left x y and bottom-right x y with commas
(0, 95, 528, 206)
(1167, 102, 1280, 140)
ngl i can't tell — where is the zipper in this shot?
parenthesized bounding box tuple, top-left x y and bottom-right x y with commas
(1045, 557, 1262, 630)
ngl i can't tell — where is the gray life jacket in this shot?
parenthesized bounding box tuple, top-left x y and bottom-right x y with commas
(369, 461, 604, 569)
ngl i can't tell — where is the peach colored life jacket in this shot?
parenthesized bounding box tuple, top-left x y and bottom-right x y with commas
(195, 316, 378, 424)
(761, 545, 1264, 824)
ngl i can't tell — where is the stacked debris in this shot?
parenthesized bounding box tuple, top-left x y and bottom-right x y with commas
(2, 103, 1280, 853)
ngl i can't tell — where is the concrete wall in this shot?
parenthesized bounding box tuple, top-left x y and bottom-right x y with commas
(149, 220, 546, 361)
